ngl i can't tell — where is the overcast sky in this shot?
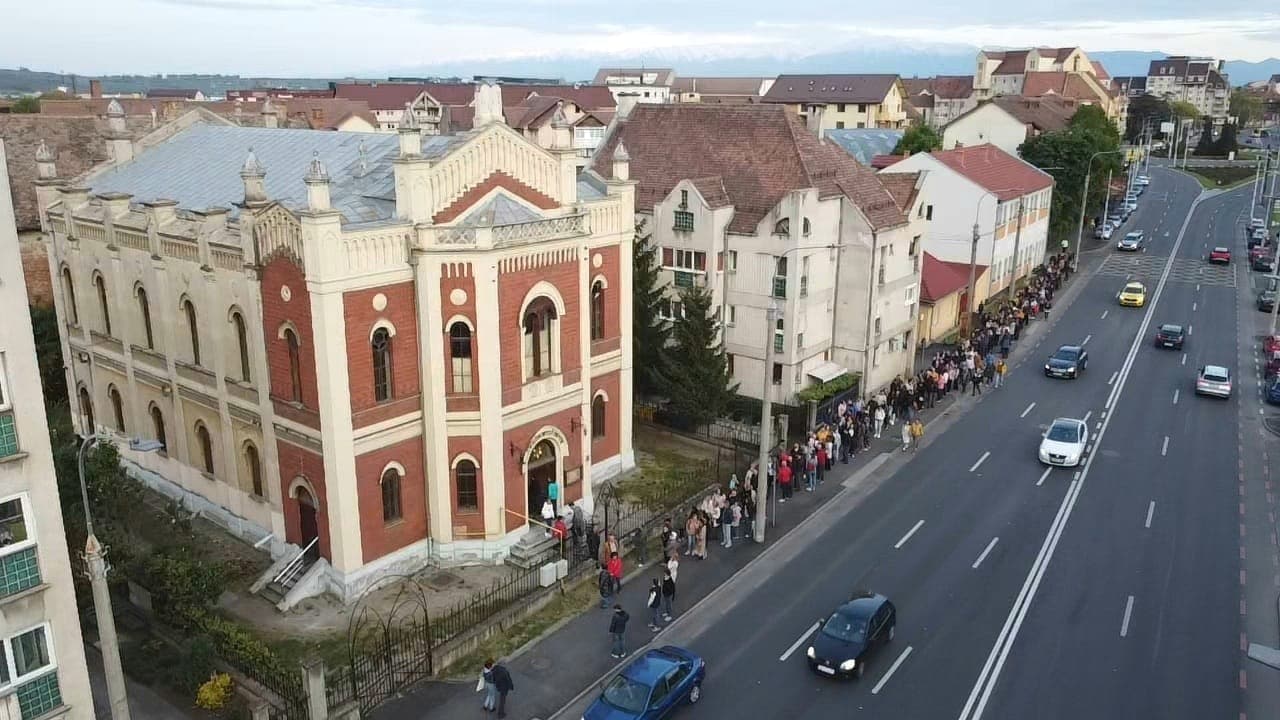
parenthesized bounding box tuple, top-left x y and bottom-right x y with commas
(6, 1, 1279, 76)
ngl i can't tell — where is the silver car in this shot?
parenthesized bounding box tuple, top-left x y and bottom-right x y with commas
(1195, 365, 1232, 398)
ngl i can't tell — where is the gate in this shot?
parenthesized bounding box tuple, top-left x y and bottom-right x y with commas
(340, 577, 434, 714)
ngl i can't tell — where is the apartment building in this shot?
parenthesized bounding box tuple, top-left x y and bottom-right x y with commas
(1145, 57, 1231, 122)
(0, 140, 94, 719)
(762, 74, 910, 135)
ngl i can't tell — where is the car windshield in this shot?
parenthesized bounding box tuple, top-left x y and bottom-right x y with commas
(1052, 349, 1078, 362)
(822, 611, 867, 643)
(1047, 423, 1080, 443)
(600, 674, 651, 713)
(1125, 234, 1141, 241)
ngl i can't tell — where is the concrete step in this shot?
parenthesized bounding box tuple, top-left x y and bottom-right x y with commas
(260, 582, 286, 606)
(506, 534, 559, 569)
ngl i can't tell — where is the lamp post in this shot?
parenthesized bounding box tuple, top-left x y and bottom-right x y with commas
(1073, 149, 1126, 272)
(965, 188, 1022, 333)
(79, 434, 163, 720)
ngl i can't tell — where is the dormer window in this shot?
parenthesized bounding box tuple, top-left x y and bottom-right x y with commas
(773, 218, 790, 236)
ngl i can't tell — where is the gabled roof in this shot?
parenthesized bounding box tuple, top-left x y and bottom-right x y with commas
(927, 144, 1054, 200)
(502, 84, 615, 110)
(592, 68, 676, 86)
(1090, 61, 1111, 82)
(993, 51, 1030, 75)
(902, 76, 974, 103)
(671, 77, 768, 96)
(877, 172, 920, 214)
(921, 252, 985, 303)
(690, 176, 732, 208)
(763, 74, 901, 105)
(991, 95, 1078, 133)
(590, 104, 906, 233)
(1022, 72, 1109, 105)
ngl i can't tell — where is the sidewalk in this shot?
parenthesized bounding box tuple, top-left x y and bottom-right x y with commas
(371, 264, 1093, 720)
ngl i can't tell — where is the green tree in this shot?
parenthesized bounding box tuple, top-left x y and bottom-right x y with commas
(28, 305, 67, 408)
(1230, 89, 1263, 128)
(631, 220, 670, 398)
(1214, 123, 1239, 155)
(1125, 94, 1171, 143)
(1169, 100, 1199, 120)
(1021, 107, 1122, 241)
(11, 95, 39, 113)
(1193, 116, 1216, 155)
(892, 123, 942, 155)
(664, 284, 737, 427)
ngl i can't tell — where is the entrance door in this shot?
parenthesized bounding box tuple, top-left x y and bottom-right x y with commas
(295, 487, 320, 560)
(526, 439, 557, 523)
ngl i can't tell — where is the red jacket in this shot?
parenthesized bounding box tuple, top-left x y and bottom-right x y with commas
(778, 464, 792, 485)
(607, 555, 622, 580)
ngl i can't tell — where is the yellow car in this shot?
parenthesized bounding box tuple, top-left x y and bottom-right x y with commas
(1117, 281, 1146, 307)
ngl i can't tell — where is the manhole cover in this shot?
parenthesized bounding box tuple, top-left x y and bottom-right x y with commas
(1264, 416, 1280, 438)
(423, 570, 463, 590)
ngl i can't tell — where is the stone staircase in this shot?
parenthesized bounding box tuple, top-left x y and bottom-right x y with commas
(506, 531, 560, 570)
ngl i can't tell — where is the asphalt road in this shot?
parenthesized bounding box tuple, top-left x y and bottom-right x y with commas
(560, 168, 1280, 718)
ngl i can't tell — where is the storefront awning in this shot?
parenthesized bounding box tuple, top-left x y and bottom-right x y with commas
(807, 361, 847, 384)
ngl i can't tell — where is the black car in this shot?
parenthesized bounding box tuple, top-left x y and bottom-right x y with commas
(1260, 290, 1277, 313)
(1254, 255, 1276, 273)
(807, 592, 897, 680)
(1153, 324, 1185, 349)
(1044, 345, 1089, 378)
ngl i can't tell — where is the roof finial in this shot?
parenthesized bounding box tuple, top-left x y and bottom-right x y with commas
(106, 98, 124, 117)
(401, 102, 419, 130)
(241, 146, 265, 176)
(613, 141, 630, 162)
(305, 151, 329, 182)
(261, 97, 274, 114)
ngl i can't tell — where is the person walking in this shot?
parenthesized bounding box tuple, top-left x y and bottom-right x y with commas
(609, 604, 630, 658)
(873, 404, 885, 438)
(901, 418, 912, 452)
(478, 660, 497, 712)
(994, 359, 1007, 388)
(646, 578, 663, 631)
(661, 568, 676, 621)
(910, 418, 924, 451)
(489, 661, 514, 719)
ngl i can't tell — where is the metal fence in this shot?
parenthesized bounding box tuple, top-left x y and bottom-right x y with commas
(635, 401, 762, 447)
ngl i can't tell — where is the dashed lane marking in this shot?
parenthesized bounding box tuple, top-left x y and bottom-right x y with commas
(1037, 468, 1051, 487)
(895, 520, 925, 549)
(1145, 501, 1155, 528)
(778, 621, 820, 662)
(1120, 595, 1135, 637)
(871, 646, 914, 696)
(973, 537, 1000, 569)
(1020, 402, 1036, 418)
(1161, 436, 1169, 456)
(970, 452, 991, 473)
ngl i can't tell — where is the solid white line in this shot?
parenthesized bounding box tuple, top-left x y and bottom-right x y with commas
(973, 537, 1000, 569)
(1082, 411, 1092, 425)
(1082, 334, 1092, 346)
(1108, 371, 1118, 385)
(1020, 402, 1036, 418)
(1120, 595, 1135, 637)
(894, 520, 925, 549)
(1036, 467, 1051, 487)
(871, 646, 914, 695)
(1181, 353, 1187, 366)
(970, 452, 991, 473)
(1161, 436, 1169, 456)
(1145, 501, 1156, 529)
(1101, 310, 1109, 320)
(961, 190, 1205, 720)
(779, 621, 821, 662)
(1173, 389, 1180, 405)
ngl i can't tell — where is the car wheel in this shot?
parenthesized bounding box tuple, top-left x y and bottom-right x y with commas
(688, 683, 701, 704)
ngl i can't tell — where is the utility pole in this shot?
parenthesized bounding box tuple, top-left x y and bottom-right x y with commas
(1102, 169, 1113, 229)
(1009, 196, 1026, 290)
(753, 302, 778, 544)
(965, 220, 980, 331)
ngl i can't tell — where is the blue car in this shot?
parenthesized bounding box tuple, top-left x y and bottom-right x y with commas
(1267, 378, 1280, 405)
(583, 645, 705, 719)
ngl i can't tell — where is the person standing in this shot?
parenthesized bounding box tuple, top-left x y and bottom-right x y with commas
(490, 661, 514, 719)
(661, 568, 677, 621)
(778, 454, 793, 501)
(994, 358, 1007, 389)
(541, 498, 556, 537)
(606, 551, 623, 596)
(646, 578, 663, 631)
(609, 604, 630, 658)
(597, 562, 614, 609)
(910, 418, 924, 451)
(719, 499, 733, 549)
(901, 418, 912, 452)
(478, 660, 497, 712)
(873, 404, 885, 438)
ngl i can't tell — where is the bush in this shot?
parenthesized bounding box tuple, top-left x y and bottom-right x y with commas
(177, 635, 218, 694)
(796, 373, 860, 405)
(121, 639, 176, 686)
(196, 673, 234, 711)
(139, 546, 226, 623)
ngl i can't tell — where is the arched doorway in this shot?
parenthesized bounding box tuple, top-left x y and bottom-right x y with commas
(526, 439, 558, 522)
(294, 486, 320, 560)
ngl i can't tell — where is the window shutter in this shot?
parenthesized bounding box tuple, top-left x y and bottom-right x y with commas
(663, 247, 674, 267)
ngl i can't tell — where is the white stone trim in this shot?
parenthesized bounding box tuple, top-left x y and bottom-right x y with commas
(500, 382, 580, 430)
(276, 320, 301, 340)
(443, 314, 475, 332)
(522, 425, 569, 470)
(518, 280, 567, 318)
(450, 452, 480, 469)
(592, 388, 609, 403)
(590, 274, 608, 290)
(368, 318, 397, 340)
(589, 350, 623, 375)
(288, 475, 319, 506)
(379, 460, 406, 479)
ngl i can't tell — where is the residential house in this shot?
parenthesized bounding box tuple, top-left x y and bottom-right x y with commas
(37, 97, 634, 600)
(942, 95, 1078, 155)
(671, 77, 775, 104)
(1020, 71, 1126, 129)
(1144, 56, 1231, 122)
(973, 47, 1124, 128)
(762, 74, 909, 134)
(332, 82, 452, 133)
(589, 103, 926, 402)
(592, 68, 677, 104)
(880, 144, 1054, 300)
(917, 252, 989, 344)
(1, 139, 95, 719)
(901, 76, 977, 128)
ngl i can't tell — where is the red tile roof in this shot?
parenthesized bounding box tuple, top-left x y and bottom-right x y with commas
(871, 154, 904, 169)
(921, 252, 986, 303)
(502, 84, 615, 110)
(902, 76, 975, 101)
(1090, 61, 1111, 81)
(991, 95, 1078, 133)
(763, 74, 901, 105)
(993, 51, 1029, 75)
(590, 103, 906, 232)
(929, 144, 1054, 200)
(146, 88, 201, 99)
(1021, 72, 1109, 105)
(878, 172, 920, 213)
(333, 82, 426, 111)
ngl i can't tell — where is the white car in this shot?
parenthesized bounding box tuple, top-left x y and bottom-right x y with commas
(1136, 175, 1151, 187)
(1039, 418, 1089, 467)
(1195, 365, 1232, 398)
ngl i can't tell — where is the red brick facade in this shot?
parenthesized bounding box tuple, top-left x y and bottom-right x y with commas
(277, 440, 331, 560)
(19, 234, 53, 307)
(496, 256, 580, 406)
(260, 256, 320, 430)
(344, 282, 422, 429)
(446, 435, 485, 537)
(500, 405, 584, 532)
(590, 370, 621, 464)
(439, 263, 479, 413)
(432, 172, 559, 224)
(354, 436, 428, 563)
(589, 245, 621, 353)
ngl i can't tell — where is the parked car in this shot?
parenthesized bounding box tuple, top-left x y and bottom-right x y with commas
(1258, 289, 1276, 312)
(1195, 365, 1233, 398)
(807, 592, 897, 680)
(584, 646, 706, 720)
(1095, 222, 1115, 240)
(1136, 175, 1151, 186)
(1252, 217, 1268, 231)
(1253, 254, 1276, 273)
(1209, 247, 1232, 264)
(1267, 377, 1280, 405)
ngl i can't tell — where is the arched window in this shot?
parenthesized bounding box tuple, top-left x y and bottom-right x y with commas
(590, 281, 605, 341)
(182, 298, 201, 366)
(149, 404, 167, 454)
(77, 386, 94, 434)
(108, 385, 125, 432)
(61, 267, 78, 325)
(371, 327, 393, 402)
(381, 467, 403, 522)
(232, 311, 251, 382)
(244, 443, 263, 497)
(136, 286, 154, 349)
(284, 328, 302, 402)
(195, 422, 214, 475)
(94, 274, 112, 335)
(773, 218, 790, 236)
(455, 460, 478, 512)
(522, 297, 557, 379)
(448, 322, 473, 394)
(592, 394, 606, 440)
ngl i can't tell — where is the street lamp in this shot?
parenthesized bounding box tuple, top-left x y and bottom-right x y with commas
(79, 433, 163, 720)
(1073, 149, 1126, 272)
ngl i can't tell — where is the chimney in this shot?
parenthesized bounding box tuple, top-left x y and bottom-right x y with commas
(240, 147, 269, 206)
(89, 79, 102, 98)
(612, 141, 630, 181)
(304, 152, 331, 212)
(35, 140, 57, 180)
(261, 97, 278, 129)
(472, 81, 505, 127)
(397, 103, 422, 157)
(105, 99, 133, 164)
(143, 199, 179, 227)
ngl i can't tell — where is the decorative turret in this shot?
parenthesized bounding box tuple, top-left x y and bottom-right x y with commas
(261, 97, 278, 129)
(551, 104, 572, 150)
(240, 147, 268, 206)
(612, 141, 630, 182)
(304, 151, 331, 211)
(398, 103, 422, 157)
(35, 140, 57, 180)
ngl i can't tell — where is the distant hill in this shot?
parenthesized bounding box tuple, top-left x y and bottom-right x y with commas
(0, 68, 340, 98)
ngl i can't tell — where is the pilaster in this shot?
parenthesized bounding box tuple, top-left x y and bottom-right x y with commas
(412, 254, 453, 544)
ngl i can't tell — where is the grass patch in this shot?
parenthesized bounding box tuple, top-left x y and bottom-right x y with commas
(617, 449, 712, 511)
(1183, 165, 1258, 189)
(440, 577, 599, 679)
